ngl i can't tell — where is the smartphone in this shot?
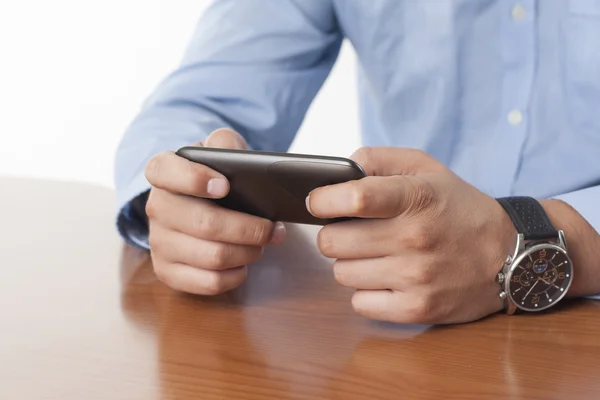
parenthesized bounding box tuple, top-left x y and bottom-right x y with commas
(175, 146, 367, 225)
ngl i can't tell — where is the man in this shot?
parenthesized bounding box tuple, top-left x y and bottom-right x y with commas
(114, 0, 600, 324)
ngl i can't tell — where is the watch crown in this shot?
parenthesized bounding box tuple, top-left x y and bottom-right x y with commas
(496, 272, 505, 283)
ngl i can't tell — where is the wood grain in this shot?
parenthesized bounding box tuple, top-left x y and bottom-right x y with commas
(2, 177, 600, 400)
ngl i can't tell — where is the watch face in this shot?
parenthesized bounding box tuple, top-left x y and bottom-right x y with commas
(507, 245, 573, 312)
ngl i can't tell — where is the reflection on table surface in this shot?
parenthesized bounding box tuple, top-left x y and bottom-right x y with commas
(2, 177, 600, 400)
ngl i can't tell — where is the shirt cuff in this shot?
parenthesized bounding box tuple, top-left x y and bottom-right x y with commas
(552, 186, 600, 300)
(115, 171, 153, 250)
(553, 185, 600, 235)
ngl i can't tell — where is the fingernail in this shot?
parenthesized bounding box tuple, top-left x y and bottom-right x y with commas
(270, 222, 286, 245)
(207, 178, 228, 197)
(305, 194, 313, 215)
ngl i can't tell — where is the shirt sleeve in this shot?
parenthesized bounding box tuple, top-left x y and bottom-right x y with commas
(114, 0, 342, 248)
(552, 186, 600, 299)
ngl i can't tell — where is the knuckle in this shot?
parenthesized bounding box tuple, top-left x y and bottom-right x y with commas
(411, 148, 430, 161)
(411, 148, 444, 171)
(408, 296, 435, 324)
(404, 225, 437, 251)
(210, 127, 235, 136)
(201, 271, 227, 295)
(147, 221, 165, 252)
(208, 128, 247, 148)
(152, 259, 174, 288)
(317, 228, 336, 257)
(145, 152, 167, 184)
(147, 231, 160, 252)
(418, 265, 435, 285)
(192, 209, 220, 238)
(188, 163, 210, 195)
(409, 148, 434, 165)
(408, 262, 435, 285)
(350, 292, 395, 322)
(408, 179, 436, 212)
(350, 293, 364, 314)
(352, 146, 374, 165)
(332, 262, 349, 285)
(145, 192, 160, 220)
(207, 244, 232, 269)
(246, 222, 271, 245)
(350, 182, 371, 214)
(243, 247, 264, 265)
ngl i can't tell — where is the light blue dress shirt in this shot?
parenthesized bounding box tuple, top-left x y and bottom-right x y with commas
(115, 0, 600, 251)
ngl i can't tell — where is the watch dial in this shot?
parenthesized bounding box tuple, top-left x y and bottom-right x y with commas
(508, 247, 573, 311)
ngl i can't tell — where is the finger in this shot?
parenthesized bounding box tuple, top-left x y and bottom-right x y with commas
(350, 147, 443, 177)
(319, 217, 439, 260)
(333, 252, 437, 290)
(203, 128, 248, 150)
(351, 290, 435, 324)
(147, 189, 286, 246)
(145, 151, 230, 199)
(149, 224, 264, 270)
(308, 175, 432, 219)
(317, 219, 396, 259)
(332, 258, 397, 290)
(152, 257, 247, 296)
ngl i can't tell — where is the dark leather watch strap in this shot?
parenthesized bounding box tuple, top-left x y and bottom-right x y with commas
(496, 196, 558, 241)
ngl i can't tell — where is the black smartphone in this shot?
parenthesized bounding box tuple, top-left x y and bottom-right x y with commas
(176, 146, 367, 225)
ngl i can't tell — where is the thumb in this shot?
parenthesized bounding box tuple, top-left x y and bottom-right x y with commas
(202, 128, 248, 150)
(350, 147, 443, 176)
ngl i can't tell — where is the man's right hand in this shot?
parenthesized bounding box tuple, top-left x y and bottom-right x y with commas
(144, 128, 286, 295)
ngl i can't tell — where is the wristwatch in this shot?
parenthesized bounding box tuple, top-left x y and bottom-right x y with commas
(495, 196, 574, 314)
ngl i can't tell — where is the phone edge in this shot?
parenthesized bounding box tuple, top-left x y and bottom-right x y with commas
(176, 146, 367, 177)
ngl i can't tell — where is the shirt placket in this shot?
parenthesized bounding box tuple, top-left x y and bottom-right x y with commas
(492, 0, 537, 197)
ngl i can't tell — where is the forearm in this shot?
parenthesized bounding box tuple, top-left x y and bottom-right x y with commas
(541, 199, 600, 297)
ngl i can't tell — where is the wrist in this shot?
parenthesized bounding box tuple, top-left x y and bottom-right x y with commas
(488, 197, 518, 311)
(491, 197, 518, 263)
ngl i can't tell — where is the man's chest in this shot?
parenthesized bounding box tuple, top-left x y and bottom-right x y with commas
(334, 0, 600, 138)
(331, 0, 600, 196)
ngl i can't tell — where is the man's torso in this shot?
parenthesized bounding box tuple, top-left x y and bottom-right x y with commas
(333, 0, 600, 198)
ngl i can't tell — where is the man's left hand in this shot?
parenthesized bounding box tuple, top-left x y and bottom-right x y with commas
(307, 147, 517, 324)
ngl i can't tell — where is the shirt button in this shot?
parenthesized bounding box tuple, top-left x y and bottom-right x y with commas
(511, 4, 526, 21)
(508, 109, 523, 126)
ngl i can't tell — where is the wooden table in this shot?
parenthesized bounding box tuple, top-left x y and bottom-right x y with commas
(2, 177, 600, 400)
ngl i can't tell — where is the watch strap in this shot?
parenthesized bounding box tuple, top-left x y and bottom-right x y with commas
(496, 196, 558, 241)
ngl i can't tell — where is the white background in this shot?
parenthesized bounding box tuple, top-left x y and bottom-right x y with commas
(0, 0, 360, 189)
